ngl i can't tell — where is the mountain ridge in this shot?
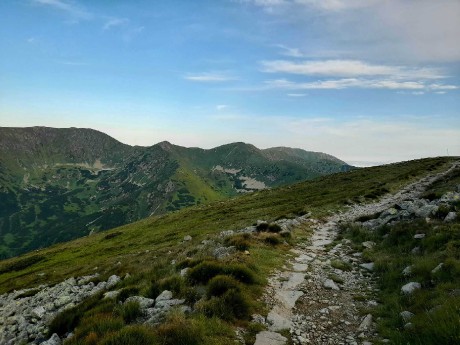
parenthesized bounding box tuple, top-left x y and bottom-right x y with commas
(0, 126, 351, 258)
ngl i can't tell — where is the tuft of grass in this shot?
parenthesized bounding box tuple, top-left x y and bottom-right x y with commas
(197, 288, 251, 321)
(264, 234, 282, 245)
(116, 287, 140, 302)
(156, 312, 205, 345)
(187, 261, 257, 285)
(206, 275, 240, 297)
(115, 301, 143, 323)
(328, 273, 344, 284)
(225, 234, 251, 251)
(268, 223, 282, 233)
(100, 325, 158, 345)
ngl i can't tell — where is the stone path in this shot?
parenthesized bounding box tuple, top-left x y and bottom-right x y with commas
(255, 161, 460, 345)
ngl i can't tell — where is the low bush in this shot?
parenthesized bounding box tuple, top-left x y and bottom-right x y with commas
(225, 234, 251, 251)
(187, 261, 257, 285)
(264, 234, 282, 245)
(156, 312, 204, 345)
(256, 222, 269, 232)
(268, 223, 282, 233)
(116, 287, 139, 302)
(207, 275, 240, 297)
(71, 314, 124, 340)
(116, 301, 143, 323)
(100, 325, 158, 345)
(198, 288, 251, 321)
(103, 231, 123, 240)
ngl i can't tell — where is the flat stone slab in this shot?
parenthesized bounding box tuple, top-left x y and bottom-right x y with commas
(267, 309, 292, 331)
(276, 290, 304, 308)
(254, 331, 287, 345)
(295, 254, 314, 263)
(282, 272, 305, 290)
(292, 263, 309, 272)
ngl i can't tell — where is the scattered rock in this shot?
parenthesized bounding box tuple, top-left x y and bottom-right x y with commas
(183, 235, 192, 241)
(41, 333, 61, 345)
(156, 290, 173, 302)
(362, 241, 376, 249)
(124, 296, 155, 309)
(213, 246, 236, 260)
(402, 266, 412, 276)
(431, 263, 444, 274)
(106, 275, 121, 288)
(413, 233, 425, 239)
(357, 314, 373, 332)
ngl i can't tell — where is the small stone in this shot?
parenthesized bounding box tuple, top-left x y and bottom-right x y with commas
(362, 241, 376, 249)
(254, 331, 287, 345)
(41, 333, 61, 345)
(413, 233, 425, 239)
(402, 266, 412, 276)
(357, 314, 372, 332)
(124, 296, 155, 309)
(400, 311, 414, 322)
(360, 262, 375, 271)
(323, 279, 340, 290)
(183, 235, 192, 241)
(444, 212, 457, 223)
(431, 263, 444, 274)
(31, 306, 46, 319)
(404, 322, 414, 330)
(180, 268, 189, 277)
(401, 282, 421, 295)
(156, 290, 173, 301)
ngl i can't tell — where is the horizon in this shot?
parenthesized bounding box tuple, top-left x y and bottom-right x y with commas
(1, 1, 459, 165)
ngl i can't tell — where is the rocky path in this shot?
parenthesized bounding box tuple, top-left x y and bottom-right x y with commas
(255, 161, 460, 345)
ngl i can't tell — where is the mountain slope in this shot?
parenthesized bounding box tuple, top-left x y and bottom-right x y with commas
(0, 127, 351, 258)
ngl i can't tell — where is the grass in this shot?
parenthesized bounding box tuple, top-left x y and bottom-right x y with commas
(330, 259, 353, 271)
(341, 198, 460, 343)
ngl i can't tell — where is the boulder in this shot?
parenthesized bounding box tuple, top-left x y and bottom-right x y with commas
(124, 296, 155, 309)
(106, 275, 121, 288)
(41, 333, 61, 345)
(357, 314, 373, 332)
(156, 290, 173, 302)
(360, 262, 375, 271)
(444, 212, 457, 223)
(401, 282, 421, 295)
(362, 241, 376, 249)
(400, 310, 414, 322)
(254, 331, 287, 345)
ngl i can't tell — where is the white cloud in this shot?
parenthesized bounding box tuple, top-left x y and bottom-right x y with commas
(216, 105, 229, 110)
(275, 44, 305, 58)
(264, 78, 458, 91)
(103, 17, 129, 31)
(184, 73, 236, 82)
(294, 0, 381, 11)
(32, 0, 92, 20)
(261, 60, 445, 79)
(287, 93, 307, 97)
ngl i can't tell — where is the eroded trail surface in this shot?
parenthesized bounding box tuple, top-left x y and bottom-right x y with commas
(255, 162, 459, 345)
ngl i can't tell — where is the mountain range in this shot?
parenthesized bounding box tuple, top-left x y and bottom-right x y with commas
(0, 126, 351, 258)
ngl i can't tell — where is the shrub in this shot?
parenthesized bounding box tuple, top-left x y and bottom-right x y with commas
(268, 223, 282, 233)
(225, 264, 257, 284)
(225, 234, 251, 251)
(256, 222, 269, 232)
(116, 301, 143, 323)
(207, 275, 240, 297)
(176, 258, 203, 269)
(116, 287, 140, 302)
(100, 325, 158, 345)
(73, 314, 124, 339)
(187, 261, 225, 284)
(159, 275, 186, 296)
(156, 312, 204, 345)
(264, 234, 282, 245)
(198, 288, 251, 321)
(104, 231, 123, 240)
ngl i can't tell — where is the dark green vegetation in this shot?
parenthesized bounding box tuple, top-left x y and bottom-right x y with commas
(340, 175, 460, 344)
(0, 126, 351, 258)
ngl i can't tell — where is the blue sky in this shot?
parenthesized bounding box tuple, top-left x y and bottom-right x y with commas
(1, 0, 459, 165)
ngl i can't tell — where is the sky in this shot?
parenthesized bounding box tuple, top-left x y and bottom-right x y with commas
(0, 0, 459, 166)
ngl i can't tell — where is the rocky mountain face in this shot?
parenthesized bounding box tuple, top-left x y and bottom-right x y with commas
(0, 127, 351, 258)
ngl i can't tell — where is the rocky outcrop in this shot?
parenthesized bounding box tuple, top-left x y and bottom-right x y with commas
(0, 274, 120, 345)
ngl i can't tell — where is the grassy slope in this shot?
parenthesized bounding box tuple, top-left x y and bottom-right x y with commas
(0, 157, 455, 294)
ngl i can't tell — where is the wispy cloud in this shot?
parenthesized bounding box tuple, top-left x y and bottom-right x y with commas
(103, 17, 129, 31)
(216, 105, 229, 111)
(264, 78, 458, 91)
(275, 44, 305, 58)
(287, 93, 307, 97)
(261, 60, 445, 79)
(184, 72, 236, 82)
(32, 0, 92, 21)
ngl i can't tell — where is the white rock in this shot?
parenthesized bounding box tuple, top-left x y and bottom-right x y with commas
(323, 279, 340, 290)
(156, 290, 173, 301)
(31, 306, 46, 319)
(431, 263, 444, 274)
(254, 331, 287, 345)
(400, 310, 414, 322)
(402, 266, 412, 276)
(180, 268, 189, 277)
(360, 262, 375, 271)
(124, 296, 155, 309)
(401, 282, 421, 294)
(41, 333, 61, 345)
(357, 314, 373, 332)
(183, 235, 192, 241)
(362, 241, 376, 249)
(106, 275, 121, 288)
(444, 212, 457, 222)
(103, 290, 121, 299)
(413, 233, 425, 239)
